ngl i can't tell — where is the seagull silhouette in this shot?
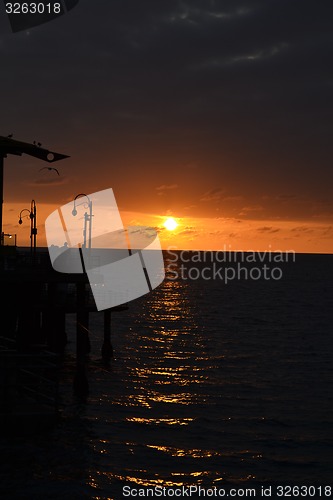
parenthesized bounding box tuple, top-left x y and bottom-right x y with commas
(39, 166, 60, 176)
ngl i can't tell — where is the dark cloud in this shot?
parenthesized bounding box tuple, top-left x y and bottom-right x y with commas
(1, 0, 332, 220)
(257, 226, 280, 233)
(29, 177, 68, 186)
(178, 229, 198, 236)
(240, 205, 264, 213)
(200, 188, 224, 202)
(291, 226, 313, 232)
(156, 184, 179, 191)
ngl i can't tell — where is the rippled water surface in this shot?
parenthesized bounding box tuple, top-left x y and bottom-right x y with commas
(1, 253, 332, 499)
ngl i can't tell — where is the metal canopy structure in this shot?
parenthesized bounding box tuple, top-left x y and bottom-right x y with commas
(0, 135, 70, 242)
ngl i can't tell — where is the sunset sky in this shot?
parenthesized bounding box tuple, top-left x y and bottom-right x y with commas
(1, 0, 332, 252)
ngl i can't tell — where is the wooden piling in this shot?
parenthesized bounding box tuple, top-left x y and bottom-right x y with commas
(102, 308, 113, 365)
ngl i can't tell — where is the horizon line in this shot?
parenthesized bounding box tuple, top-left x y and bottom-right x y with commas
(9, 245, 333, 256)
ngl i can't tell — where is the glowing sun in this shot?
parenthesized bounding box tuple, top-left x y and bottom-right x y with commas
(163, 217, 178, 231)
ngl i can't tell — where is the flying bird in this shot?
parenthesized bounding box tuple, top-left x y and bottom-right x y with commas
(39, 166, 60, 176)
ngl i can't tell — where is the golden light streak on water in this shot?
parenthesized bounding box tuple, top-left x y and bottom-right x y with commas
(125, 417, 194, 426)
(146, 445, 222, 458)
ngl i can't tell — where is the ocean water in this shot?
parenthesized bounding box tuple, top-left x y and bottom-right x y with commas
(1, 252, 332, 499)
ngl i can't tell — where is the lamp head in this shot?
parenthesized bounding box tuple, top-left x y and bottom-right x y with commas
(19, 218, 23, 225)
(72, 208, 77, 216)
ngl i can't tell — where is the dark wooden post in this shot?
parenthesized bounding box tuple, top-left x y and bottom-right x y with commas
(102, 308, 113, 364)
(16, 281, 43, 350)
(73, 280, 90, 401)
(76, 281, 91, 357)
(43, 282, 67, 354)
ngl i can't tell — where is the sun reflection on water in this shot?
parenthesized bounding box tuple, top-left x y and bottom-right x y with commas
(126, 417, 194, 426)
(146, 445, 222, 458)
(85, 277, 228, 492)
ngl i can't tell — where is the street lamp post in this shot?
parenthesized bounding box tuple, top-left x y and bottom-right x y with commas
(19, 199, 37, 263)
(72, 194, 93, 251)
(71, 194, 93, 375)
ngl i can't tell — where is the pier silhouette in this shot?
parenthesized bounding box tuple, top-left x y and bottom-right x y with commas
(0, 246, 128, 424)
(0, 137, 128, 425)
